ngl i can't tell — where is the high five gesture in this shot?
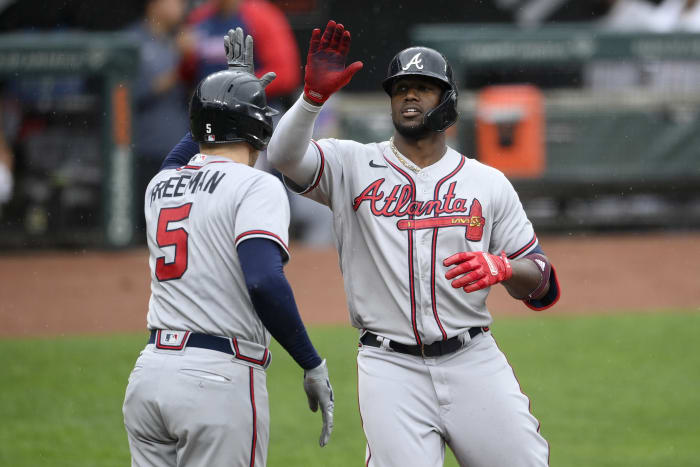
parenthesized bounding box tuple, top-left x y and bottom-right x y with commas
(303, 20, 363, 105)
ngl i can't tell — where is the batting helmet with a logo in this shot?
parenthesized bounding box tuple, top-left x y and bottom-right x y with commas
(382, 46, 458, 132)
(189, 70, 279, 150)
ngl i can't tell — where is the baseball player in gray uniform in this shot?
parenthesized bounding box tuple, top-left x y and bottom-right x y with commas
(122, 29, 334, 467)
(266, 21, 562, 467)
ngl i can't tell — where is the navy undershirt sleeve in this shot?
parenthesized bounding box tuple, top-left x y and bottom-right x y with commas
(237, 237, 322, 370)
(160, 132, 199, 171)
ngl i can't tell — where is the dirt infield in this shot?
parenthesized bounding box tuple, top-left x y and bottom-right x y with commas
(1, 232, 699, 337)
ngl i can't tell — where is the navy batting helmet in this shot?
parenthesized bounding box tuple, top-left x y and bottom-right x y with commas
(382, 46, 458, 132)
(190, 70, 278, 150)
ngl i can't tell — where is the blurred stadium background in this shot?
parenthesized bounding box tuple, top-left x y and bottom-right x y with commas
(1, 0, 699, 246)
(1, 1, 699, 466)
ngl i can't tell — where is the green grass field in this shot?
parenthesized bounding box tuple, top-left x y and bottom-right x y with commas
(1, 310, 698, 467)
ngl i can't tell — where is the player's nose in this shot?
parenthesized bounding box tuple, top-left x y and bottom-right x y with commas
(403, 87, 420, 100)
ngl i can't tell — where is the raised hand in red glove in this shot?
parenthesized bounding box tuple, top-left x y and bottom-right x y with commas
(443, 251, 513, 293)
(303, 20, 364, 105)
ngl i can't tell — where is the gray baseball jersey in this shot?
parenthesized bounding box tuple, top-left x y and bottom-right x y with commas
(124, 154, 290, 467)
(144, 153, 290, 345)
(291, 139, 538, 346)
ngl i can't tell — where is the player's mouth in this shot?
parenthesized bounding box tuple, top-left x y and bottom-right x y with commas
(401, 106, 422, 118)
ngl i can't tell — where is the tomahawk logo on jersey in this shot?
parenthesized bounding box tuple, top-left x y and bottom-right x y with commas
(284, 138, 545, 345)
(353, 178, 486, 241)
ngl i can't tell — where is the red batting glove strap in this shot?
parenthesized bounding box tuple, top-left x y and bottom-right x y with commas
(443, 251, 512, 293)
(303, 20, 363, 104)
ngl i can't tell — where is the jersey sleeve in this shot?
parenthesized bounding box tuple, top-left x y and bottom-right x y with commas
(489, 172, 539, 259)
(234, 174, 291, 262)
(284, 138, 346, 209)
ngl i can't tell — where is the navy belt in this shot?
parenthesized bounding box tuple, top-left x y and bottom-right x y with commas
(148, 330, 271, 368)
(360, 327, 488, 358)
(148, 330, 234, 354)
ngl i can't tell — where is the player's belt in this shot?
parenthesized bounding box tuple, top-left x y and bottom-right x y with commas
(148, 329, 271, 369)
(360, 327, 488, 358)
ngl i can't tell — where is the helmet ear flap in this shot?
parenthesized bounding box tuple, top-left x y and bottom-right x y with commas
(424, 89, 458, 132)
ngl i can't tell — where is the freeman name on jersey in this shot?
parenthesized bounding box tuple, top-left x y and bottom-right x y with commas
(150, 169, 226, 205)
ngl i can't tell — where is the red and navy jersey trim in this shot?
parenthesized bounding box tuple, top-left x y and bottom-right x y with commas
(383, 156, 422, 347)
(491, 334, 550, 464)
(430, 155, 466, 341)
(232, 338, 271, 367)
(236, 230, 290, 259)
(356, 360, 372, 467)
(154, 330, 191, 350)
(508, 234, 538, 259)
(299, 139, 326, 194)
(248, 367, 258, 467)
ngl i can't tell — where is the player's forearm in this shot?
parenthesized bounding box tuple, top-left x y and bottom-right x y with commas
(266, 94, 321, 187)
(238, 238, 322, 370)
(503, 257, 550, 300)
(248, 273, 323, 370)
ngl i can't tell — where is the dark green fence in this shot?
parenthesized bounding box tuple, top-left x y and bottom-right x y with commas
(0, 33, 138, 248)
(330, 26, 700, 231)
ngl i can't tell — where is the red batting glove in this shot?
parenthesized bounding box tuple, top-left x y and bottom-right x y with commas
(443, 251, 513, 293)
(303, 20, 364, 104)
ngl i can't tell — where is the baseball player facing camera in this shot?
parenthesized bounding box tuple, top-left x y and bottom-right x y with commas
(122, 29, 333, 467)
(266, 21, 561, 466)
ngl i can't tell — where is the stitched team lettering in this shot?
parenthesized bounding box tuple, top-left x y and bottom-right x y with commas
(355, 180, 486, 241)
(353, 179, 469, 217)
(150, 170, 226, 204)
(452, 216, 483, 226)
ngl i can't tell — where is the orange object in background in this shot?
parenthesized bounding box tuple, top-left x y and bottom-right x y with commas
(476, 85, 544, 178)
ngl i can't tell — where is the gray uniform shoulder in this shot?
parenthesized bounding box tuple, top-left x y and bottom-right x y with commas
(223, 163, 283, 194)
(251, 166, 285, 190)
(463, 156, 511, 183)
(316, 138, 386, 160)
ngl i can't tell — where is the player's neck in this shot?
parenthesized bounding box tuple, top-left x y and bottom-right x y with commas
(391, 133, 447, 169)
(199, 144, 257, 167)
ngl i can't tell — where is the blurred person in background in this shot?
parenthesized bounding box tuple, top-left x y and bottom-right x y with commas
(179, 0, 337, 247)
(179, 0, 300, 104)
(126, 0, 189, 237)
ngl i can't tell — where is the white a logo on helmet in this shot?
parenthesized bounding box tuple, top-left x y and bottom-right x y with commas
(402, 52, 423, 70)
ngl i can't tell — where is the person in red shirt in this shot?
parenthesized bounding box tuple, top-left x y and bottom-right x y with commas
(179, 0, 300, 100)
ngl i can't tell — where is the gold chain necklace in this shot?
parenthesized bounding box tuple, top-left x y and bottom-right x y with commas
(389, 137, 421, 174)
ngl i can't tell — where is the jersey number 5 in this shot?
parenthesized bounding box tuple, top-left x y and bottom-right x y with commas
(155, 203, 193, 281)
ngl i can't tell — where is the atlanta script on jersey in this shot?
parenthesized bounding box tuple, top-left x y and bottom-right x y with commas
(290, 140, 538, 346)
